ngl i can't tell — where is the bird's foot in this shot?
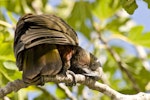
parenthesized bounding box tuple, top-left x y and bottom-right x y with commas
(59, 68, 77, 86)
(65, 70, 77, 86)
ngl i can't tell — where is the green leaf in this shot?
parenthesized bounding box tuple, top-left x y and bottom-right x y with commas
(0, 0, 8, 7)
(122, 0, 138, 14)
(106, 17, 130, 33)
(0, 63, 13, 81)
(67, 1, 93, 39)
(3, 61, 18, 70)
(16, 89, 28, 100)
(101, 95, 111, 100)
(78, 85, 84, 96)
(128, 26, 150, 48)
(119, 88, 137, 94)
(0, 72, 9, 86)
(0, 62, 21, 82)
(128, 26, 143, 40)
(92, 0, 120, 20)
(125, 55, 150, 91)
(134, 68, 150, 91)
(143, 0, 150, 9)
(56, 87, 66, 98)
(0, 32, 4, 43)
(42, 0, 48, 7)
(0, 42, 15, 61)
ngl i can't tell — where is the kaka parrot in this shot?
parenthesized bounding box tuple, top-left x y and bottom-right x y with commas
(14, 14, 78, 85)
(69, 46, 101, 81)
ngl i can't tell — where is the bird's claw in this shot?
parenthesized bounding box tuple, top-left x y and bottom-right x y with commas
(65, 70, 77, 86)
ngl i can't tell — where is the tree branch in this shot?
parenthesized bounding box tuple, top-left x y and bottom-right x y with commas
(0, 73, 150, 100)
(0, 20, 14, 29)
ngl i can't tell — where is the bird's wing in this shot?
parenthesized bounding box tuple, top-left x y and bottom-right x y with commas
(15, 28, 77, 54)
(14, 14, 78, 70)
(14, 14, 78, 55)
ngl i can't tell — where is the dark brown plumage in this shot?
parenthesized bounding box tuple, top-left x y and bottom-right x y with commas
(70, 46, 101, 80)
(14, 14, 78, 85)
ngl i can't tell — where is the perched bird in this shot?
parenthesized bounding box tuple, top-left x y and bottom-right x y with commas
(14, 14, 78, 85)
(70, 46, 102, 81)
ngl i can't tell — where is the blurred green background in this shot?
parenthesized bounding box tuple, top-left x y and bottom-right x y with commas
(0, 0, 150, 100)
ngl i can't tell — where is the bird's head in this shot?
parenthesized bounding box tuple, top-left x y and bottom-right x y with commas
(89, 54, 101, 71)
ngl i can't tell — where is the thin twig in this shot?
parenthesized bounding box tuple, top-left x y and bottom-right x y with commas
(36, 86, 58, 100)
(0, 20, 14, 28)
(57, 83, 77, 100)
(136, 45, 150, 71)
